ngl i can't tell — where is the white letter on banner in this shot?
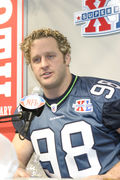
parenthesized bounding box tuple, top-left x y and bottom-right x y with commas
(0, 27, 11, 59)
(0, 82, 11, 97)
(0, 63, 11, 78)
(0, 0, 13, 24)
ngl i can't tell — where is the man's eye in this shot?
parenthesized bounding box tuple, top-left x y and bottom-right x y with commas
(33, 57, 41, 63)
(47, 55, 56, 59)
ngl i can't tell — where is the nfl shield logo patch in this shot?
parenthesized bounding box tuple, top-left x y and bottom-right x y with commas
(72, 99, 93, 112)
(51, 104, 57, 113)
(74, 0, 120, 36)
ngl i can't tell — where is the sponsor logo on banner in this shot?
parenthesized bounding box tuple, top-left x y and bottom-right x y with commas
(0, 0, 24, 140)
(74, 0, 120, 36)
(72, 99, 93, 112)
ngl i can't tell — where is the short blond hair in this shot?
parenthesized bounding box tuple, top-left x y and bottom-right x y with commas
(20, 28, 71, 64)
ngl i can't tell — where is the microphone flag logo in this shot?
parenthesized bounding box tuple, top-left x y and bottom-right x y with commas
(20, 95, 45, 110)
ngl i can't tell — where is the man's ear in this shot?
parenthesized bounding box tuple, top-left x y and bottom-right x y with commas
(65, 54, 71, 66)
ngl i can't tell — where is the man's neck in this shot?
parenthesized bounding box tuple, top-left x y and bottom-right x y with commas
(43, 73, 72, 99)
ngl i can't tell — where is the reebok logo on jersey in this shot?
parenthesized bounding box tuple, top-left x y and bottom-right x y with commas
(72, 99, 93, 112)
(49, 115, 65, 121)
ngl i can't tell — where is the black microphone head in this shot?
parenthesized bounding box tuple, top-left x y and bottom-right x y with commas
(12, 92, 46, 140)
(20, 104, 45, 117)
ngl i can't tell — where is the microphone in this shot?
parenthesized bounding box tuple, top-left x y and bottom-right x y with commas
(0, 88, 45, 140)
(14, 93, 45, 140)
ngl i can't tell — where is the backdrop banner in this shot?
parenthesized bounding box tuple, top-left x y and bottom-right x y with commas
(0, 0, 24, 141)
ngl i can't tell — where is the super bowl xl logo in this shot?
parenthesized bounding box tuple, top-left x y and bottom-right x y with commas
(74, 0, 120, 36)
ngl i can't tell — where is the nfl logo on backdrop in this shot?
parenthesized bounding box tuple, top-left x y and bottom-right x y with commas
(74, 0, 120, 36)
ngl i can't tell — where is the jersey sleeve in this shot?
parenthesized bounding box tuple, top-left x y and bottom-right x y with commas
(88, 77, 120, 130)
(101, 80, 120, 130)
(102, 99, 120, 130)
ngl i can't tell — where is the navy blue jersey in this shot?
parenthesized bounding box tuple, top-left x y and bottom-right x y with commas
(13, 76, 120, 178)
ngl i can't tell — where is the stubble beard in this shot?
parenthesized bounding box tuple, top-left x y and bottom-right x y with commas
(39, 71, 67, 92)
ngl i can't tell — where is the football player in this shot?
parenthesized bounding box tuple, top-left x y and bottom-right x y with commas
(12, 28, 120, 180)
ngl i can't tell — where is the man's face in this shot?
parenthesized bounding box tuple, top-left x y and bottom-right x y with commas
(30, 37, 70, 91)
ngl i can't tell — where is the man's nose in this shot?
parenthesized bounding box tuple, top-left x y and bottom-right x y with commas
(41, 56, 49, 68)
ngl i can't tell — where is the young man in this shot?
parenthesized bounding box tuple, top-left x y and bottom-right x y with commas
(12, 28, 120, 179)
